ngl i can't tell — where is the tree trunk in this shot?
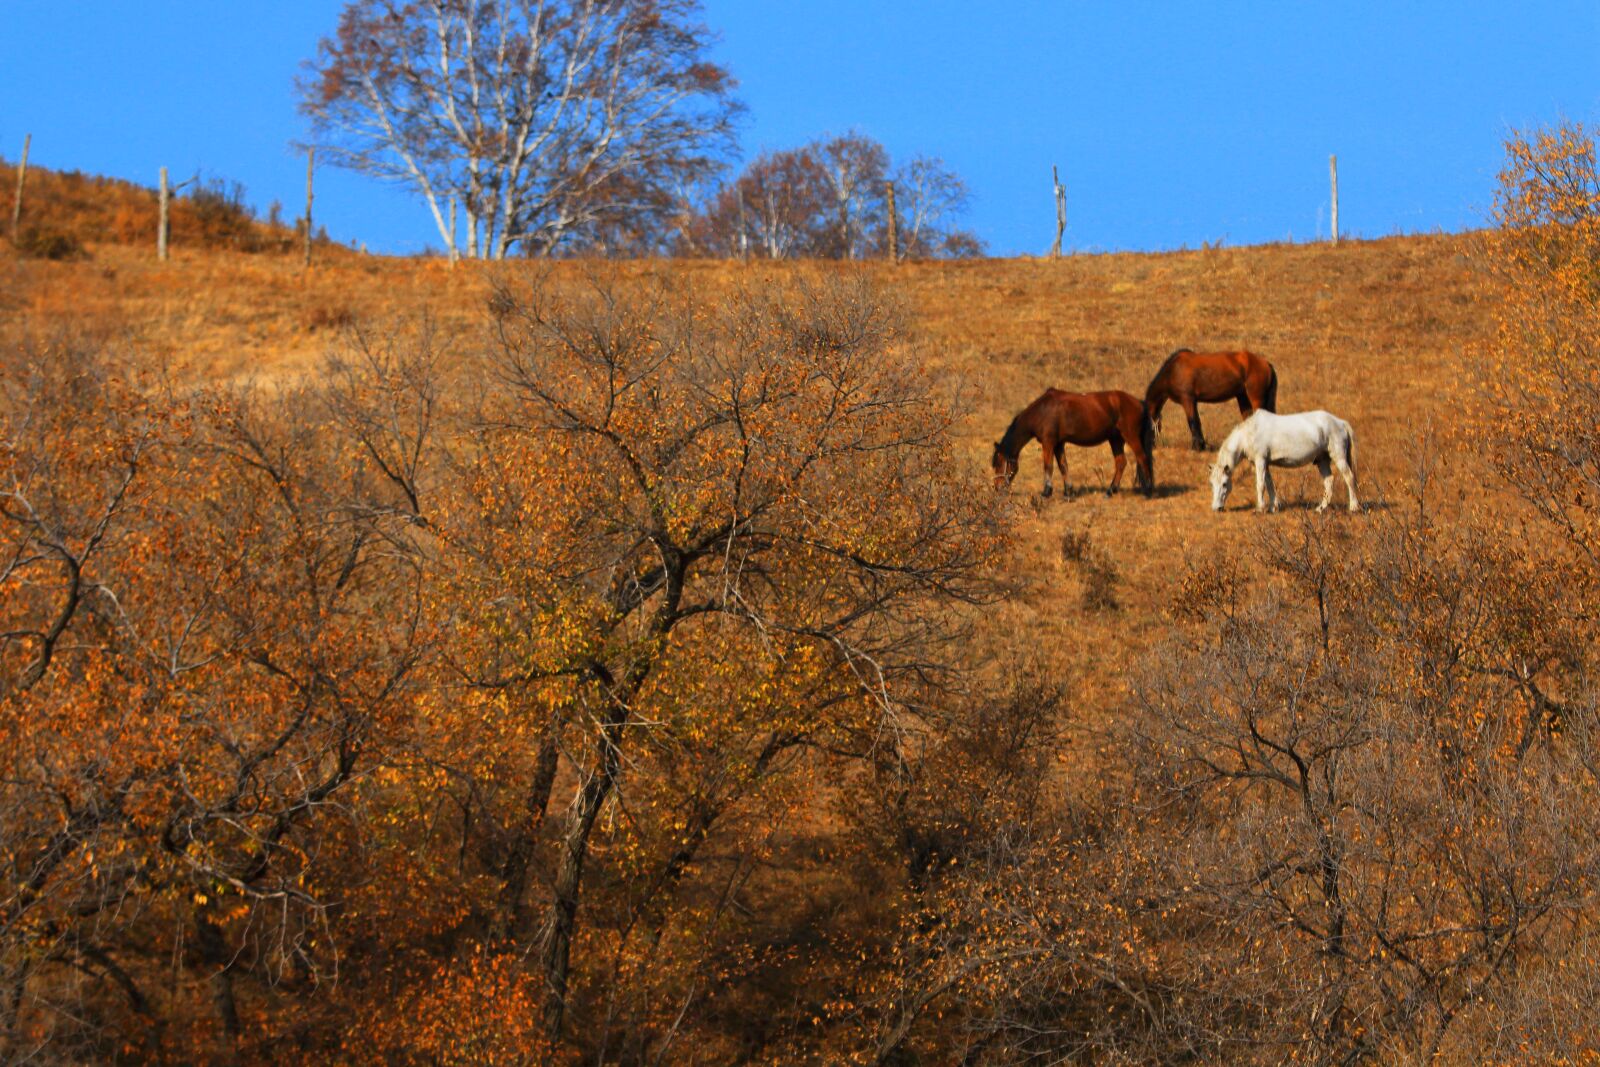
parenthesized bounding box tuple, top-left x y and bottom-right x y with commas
(540, 699, 628, 1040)
(540, 555, 684, 1042)
(195, 915, 242, 1056)
(489, 728, 562, 942)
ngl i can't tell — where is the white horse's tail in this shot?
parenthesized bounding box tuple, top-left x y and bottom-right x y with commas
(1343, 420, 1357, 477)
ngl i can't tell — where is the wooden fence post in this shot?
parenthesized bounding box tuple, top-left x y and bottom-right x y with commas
(303, 148, 315, 268)
(158, 166, 170, 261)
(885, 180, 898, 264)
(1051, 165, 1066, 258)
(9, 133, 29, 243)
(1329, 154, 1339, 246)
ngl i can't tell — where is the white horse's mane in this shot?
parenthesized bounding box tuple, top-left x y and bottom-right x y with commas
(1215, 413, 1259, 470)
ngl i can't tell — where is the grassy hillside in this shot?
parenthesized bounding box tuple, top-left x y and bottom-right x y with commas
(6, 221, 1523, 1060)
(3, 230, 1490, 709)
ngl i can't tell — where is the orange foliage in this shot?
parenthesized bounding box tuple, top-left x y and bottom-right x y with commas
(4, 129, 1600, 1061)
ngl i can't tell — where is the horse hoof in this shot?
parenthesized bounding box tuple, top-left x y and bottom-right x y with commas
(1040, 486, 1053, 499)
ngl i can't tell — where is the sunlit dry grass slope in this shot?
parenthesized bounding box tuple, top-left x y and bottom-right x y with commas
(2, 230, 1490, 734)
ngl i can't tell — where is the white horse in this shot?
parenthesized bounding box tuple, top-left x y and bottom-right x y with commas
(1210, 410, 1359, 513)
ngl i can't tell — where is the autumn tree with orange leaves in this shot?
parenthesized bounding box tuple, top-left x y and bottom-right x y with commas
(0, 337, 434, 1061)
(0, 275, 1013, 1062)
(1482, 122, 1600, 571)
(411, 273, 1005, 1055)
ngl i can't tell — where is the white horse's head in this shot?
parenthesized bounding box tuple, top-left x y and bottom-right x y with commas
(1210, 423, 1250, 511)
(1210, 460, 1233, 511)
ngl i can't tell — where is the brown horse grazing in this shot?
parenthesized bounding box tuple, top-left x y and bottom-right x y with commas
(991, 389, 1154, 498)
(1144, 349, 1278, 451)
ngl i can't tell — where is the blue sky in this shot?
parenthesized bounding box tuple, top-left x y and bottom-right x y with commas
(2, 2, 1596, 255)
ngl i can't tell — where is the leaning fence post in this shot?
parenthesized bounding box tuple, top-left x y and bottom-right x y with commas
(9, 133, 29, 243)
(158, 166, 170, 261)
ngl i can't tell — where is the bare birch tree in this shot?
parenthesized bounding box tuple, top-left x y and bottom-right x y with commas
(893, 155, 971, 259)
(816, 133, 888, 259)
(298, 0, 739, 258)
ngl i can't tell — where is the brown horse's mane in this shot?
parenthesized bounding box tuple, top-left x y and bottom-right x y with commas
(995, 413, 1033, 460)
(1145, 349, 1191, 404)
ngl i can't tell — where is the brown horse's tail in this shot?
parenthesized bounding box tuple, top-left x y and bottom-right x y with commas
(1263, 363, 1279, 413)
(1138, 400, 1156, 494)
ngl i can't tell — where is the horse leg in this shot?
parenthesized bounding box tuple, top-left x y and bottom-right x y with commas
(1181, 396, 1206, 450)
(1236, 393, 1253, 419)
(1040, 436, 1055, 497)
(1265, 466, 1280, 512)
(1107, 440, 1126, 497)
(1253, 459, 1276, 512)
(1131, 439, 1153, 495)
(1335, 447, 1360, 512)
(1315, 456, 1334, 512)
(1055, 443, 1069, 498)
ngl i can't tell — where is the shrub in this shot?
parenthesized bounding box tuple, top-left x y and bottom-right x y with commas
(302, 301, 357, 332)
(1060, 527, 1121, 611)
(12, 224, 86, 260)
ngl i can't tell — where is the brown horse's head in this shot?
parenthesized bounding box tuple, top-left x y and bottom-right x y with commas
(991, 441, 1018, 490)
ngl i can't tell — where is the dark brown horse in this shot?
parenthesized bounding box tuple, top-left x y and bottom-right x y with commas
(1144, 349, 1278, 451)
(991, 389, 1154, 497)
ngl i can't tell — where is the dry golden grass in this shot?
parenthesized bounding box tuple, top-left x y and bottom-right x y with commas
(892, 235, 1489, 717)
(2, 232, 1491, 734)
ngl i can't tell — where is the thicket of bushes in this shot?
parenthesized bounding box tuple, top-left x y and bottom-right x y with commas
(1, 125, 1597, 1064)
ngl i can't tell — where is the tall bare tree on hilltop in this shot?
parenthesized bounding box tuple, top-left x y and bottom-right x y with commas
(299, 0, 739, 258)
